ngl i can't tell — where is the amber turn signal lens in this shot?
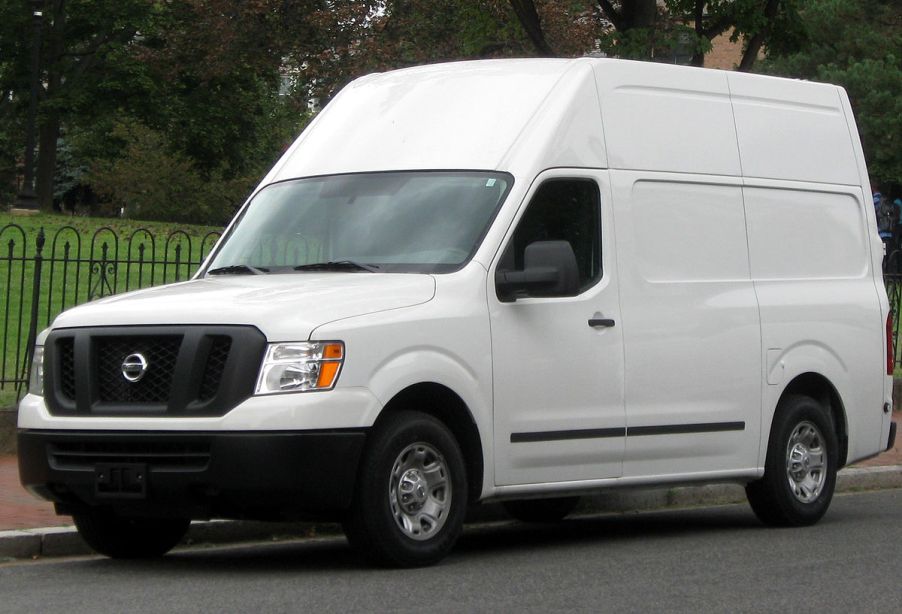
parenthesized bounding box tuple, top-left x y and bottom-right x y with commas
(323, 343, 344, 360)
(317, 361, 341, 388)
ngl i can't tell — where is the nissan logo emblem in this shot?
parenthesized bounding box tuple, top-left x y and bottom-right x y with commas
(121, 353, 149, 383)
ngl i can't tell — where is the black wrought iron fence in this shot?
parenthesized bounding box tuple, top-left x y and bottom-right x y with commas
(886, 285, 902, 373)
(885, 250, 902, 370)
(1, 223, 221, 403)
(4, 225, 902, 404)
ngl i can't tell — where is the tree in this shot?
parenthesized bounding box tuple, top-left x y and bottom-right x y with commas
(760, 0, 902, 189)
(507, 1, 805, 70)
(27, 0, 166, 211)
(289, 0, 532, 102)
(0, 0, 44, 204)
(0, 0, 820, 215)
(664, 0, 805, 68)
(89, 121, 242, 224)
(0, 0, 305, 213)
(139, 0, 306, 177)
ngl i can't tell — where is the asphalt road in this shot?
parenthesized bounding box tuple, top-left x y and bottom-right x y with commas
(1, 489, 900, 614)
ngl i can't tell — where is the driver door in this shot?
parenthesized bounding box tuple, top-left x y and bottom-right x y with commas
(490, 170, 625, 486)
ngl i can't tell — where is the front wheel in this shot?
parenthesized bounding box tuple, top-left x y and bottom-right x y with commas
(342, 411, 467, 567)
(746, 395, 838, 526)
(73, 510, 190, 558)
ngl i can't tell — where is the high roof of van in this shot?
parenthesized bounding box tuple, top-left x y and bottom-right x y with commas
(266, 58, 866, 189)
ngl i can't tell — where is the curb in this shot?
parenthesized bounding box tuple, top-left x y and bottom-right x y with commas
(2, 464, 900, 562)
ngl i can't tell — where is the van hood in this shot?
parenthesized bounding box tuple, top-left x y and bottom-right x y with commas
(51, 273, 436, 341)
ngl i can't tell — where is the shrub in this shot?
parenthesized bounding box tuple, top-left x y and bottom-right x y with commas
(89, 122, 254, 225)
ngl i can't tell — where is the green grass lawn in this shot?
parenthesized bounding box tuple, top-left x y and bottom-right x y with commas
(2, 211, 221, 239)
(1, 211, 223, 408)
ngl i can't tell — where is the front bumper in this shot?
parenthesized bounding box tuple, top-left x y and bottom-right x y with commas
(18, 428, 366, 520)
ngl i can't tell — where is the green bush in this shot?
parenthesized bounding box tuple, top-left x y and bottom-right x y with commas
(89, 122, 255, 226)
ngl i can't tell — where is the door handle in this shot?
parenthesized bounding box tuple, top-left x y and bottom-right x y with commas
(588, 318, 615, 328)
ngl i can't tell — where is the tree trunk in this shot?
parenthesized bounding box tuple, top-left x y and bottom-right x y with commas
(597, 0, 658, 58)
(621, 0, 657, 30)
(738, 0, 780, 72)
(508, 0, 555, 56)
(598, 0, 658, 31)
(35, 112, 60, 211)
(690, 0, 705, 67)
(738, 31, 765, 71)
(35, 0, 66, 211)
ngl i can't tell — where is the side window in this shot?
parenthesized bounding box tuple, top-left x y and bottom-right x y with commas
(501, 179, 602, 294)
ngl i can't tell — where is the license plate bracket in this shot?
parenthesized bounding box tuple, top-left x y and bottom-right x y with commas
(94, 463, 147, 499)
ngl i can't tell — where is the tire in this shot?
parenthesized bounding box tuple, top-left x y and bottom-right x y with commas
(342, 411, 467, 567)
(73, 510, 190, 559)
(746, 395, 838, 527)
(503, 497, 580, 523)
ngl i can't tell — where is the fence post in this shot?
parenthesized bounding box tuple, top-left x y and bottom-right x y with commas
(21, 227, 45, 394)
(174, 243, 182, 282)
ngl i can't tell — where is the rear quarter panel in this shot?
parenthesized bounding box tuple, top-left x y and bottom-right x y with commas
(744, 181, 886, 463)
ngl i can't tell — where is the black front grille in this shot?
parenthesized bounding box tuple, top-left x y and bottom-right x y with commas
(45, 325, 267, 417)
(198, 336, 231, 402)
(58, 338, 75, 401)
(48, 440, 211, 471)
(96, 336, 182, 403)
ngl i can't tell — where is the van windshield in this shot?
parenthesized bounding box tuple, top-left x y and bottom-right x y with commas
(206, 171, 512, 275)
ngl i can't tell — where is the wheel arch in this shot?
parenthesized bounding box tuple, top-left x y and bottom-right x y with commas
(774, 372, 849, 467)
(375, 382, 485, 503)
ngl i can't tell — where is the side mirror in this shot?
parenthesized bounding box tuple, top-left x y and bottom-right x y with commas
(496, 240, 580, 302)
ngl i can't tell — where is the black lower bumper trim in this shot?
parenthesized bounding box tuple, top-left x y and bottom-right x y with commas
(888, 421, 897, 452)
(18, 429, 366, 520)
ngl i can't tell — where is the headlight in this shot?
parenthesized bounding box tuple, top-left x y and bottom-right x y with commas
(28, 345, 44, 397)
(255, 341, 344, 394)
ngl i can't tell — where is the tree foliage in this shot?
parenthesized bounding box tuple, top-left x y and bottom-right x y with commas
(290, 1, 532, 101)
(665, 0, 805, 67)
(0, 0, 39, 204)
(1, 0, 305, 217)
(760, 0, 902, 188)
(1, 0, 898, 219)
(89, 121, 245, 224)
(506, 1, 806, 68)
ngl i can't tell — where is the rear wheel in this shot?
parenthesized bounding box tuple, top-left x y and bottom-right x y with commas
(503, 497, 580, 523)
(746, 395, 838, 526)
(342, 411, 467, 567)
(73, 510, 190, 558)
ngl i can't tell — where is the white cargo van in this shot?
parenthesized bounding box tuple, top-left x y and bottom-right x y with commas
(18, 58, 895, 566)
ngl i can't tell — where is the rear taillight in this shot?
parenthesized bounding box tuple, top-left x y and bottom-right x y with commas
(887, 312, 894, 375)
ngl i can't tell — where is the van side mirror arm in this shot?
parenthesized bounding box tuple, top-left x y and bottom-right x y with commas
(496, 267, 559, 302)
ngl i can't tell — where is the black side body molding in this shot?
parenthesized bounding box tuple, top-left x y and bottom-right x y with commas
(511, 421, 746, 443)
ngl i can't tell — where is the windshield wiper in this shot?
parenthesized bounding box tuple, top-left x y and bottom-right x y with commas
(207, 264, 269, 276)
(293, 260, 379, 273)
